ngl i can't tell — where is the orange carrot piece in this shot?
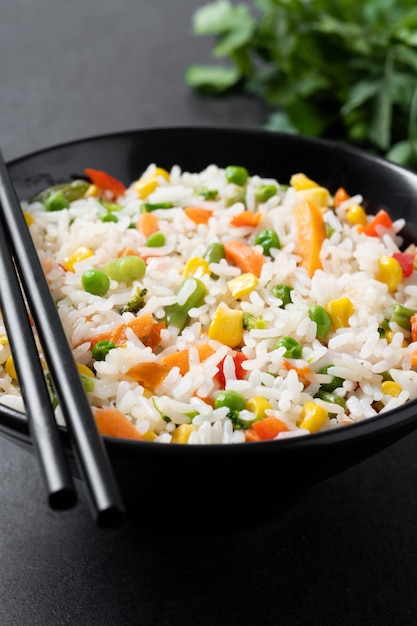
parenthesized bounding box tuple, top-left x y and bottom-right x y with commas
(117, 247, 141, 257)
(410, 350, 417, 368)
(362, 209, 393, 237)
(334, 187, 350, 208)
(161, 342, 216, 375)
(125, 362, 171, 390)
(90, 313, 165, 350)
(224, 239, 265, 277)
(411, 313, 417, 343)
(230, 211, 262, 227)
(84, 168, 126, 198)
(137, 212, 160, 237)
(245, 428, 261, 442)
(183, 206, 213, 224)
(282, 360, 313, 379)
(251, 415, 289, 440)
(94, 407, 144, 440)
(294, 199, 326, 277)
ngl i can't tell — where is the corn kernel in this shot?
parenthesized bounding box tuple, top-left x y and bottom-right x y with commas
(23, 210, 34, 226)
(76, 363, 95, 378)
(171, 423, 198, 443)
(326, 297, 354, 329)
(132, 177, 158, 199)
(376, 255, 403, 292)
(208, 304, 244, 348)
(63, 246, 94, 272)
(381, 381, 402, 397)
(246, 396, 271, 419)
(227, 272, 259, 298)
(290, 173, 320, 190)
(0, 334, 8, 346)
(182, 256, 210, 278)
(346, 204, 367, 226)
(154, 167, 170, 181)
(297, 186, 331, 208)
(143, 430, 157, 441)
(5, 355, 17, 381)
(84, 184, 100, 197)
(298, 400, 328, 433)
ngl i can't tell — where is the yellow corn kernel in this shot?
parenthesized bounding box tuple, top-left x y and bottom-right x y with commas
(84, 184, 100, 197)
(227, 272, 259, 298)
(0, 334, 8, 347)
(346, 204, 367, 226)
(182, 256, 210, 278)
(63, 246, 94, 272)
(376, 255, 403, 292)
(290, 173, 320, 190)
(246, 396, 271, 419)
(297, 186, 331, 208)
(142, 430, 157, 441)
(171, 423, 198, 443)
(298, 400, 328, 433)
(76, 363, 95, 378)
(208, 304, 244, 348)
(5, 355, 17, 381)
(23, 210, 34, 226)
(132, 177, 158, 199)
(381, 381, 402, 397)
(326, 297, 354, 329)
(154, 167, 170, 181)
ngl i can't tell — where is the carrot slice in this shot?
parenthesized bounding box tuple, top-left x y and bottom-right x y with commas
(90, 313, 165, 350)
(183, 206, 213, 224)
(362, 209, 393, 237)
(161, 342, 216, 375)
(84, 168, 126, 198)
(334, 187, 350, 208)
(251, 416, 289, 440)
(410, 313, 417, 343)
(230, 211, 262, 227)
(294, 199, 326, 277)
(137, 212, 160, 237)
(117, 247, 141, 258)
(125, 362, 171, 390)
(224, 240, 265, 277)
(94, 407, 144, 440)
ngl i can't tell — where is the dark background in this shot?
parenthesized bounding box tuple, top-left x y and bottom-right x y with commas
(1, 2, 417, 625)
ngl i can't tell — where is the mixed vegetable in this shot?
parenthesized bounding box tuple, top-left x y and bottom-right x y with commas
(2, 162, 417, 444)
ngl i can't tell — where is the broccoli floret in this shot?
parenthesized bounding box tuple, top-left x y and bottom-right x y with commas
(227, 409, 255, 430)
(242, 311, 267, 330)
(120, 287, 147, 314)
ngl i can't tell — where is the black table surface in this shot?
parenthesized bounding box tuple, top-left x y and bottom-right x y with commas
(2, 2, 417, 625)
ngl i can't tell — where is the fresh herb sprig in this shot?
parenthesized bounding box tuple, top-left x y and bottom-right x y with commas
(185, 0, 417, 169)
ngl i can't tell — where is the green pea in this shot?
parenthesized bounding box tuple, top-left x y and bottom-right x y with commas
(43, 190, 70, 212)
(164, 277, 207, 331)
(276, 336, 302, 359)
(225, 165, 249, 186)
(225, 186, 246, 207)
(103, 256, 146, 282)
(271, 284, 293, 308)
(214, 390, 246, 412)
(199, 188, 218, 200)
(255, 183, 277, 203)
(308, 304, 332, 340)
(100, 212, 118, 223)
(255, 228, 281, 255)
(81, 269, 110, 296)
(204, 242, 225, 264)
(318, 365, 345, 392)
(146, 231, 165, 247)
(92, 339, 117, 361)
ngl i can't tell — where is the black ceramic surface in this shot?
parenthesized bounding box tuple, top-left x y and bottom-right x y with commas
(3, 126, 417, 529)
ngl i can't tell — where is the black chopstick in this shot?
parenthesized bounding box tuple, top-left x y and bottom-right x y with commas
(0, 149, 125, 527)
(0, 222, 77, 510)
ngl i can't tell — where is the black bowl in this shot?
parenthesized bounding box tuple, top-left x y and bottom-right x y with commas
(3, 126, 417, 530)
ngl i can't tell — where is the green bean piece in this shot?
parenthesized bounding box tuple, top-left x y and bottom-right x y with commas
(43, 190, 71, 212)
(140, 202, 174, 213)
(390, 303, 417, 330)
(164, 277, 207, 331)
(255, 183, 278, 203)
(31, 179, 90, 204)
(204, 242, 225, 264)
(81, 269, 110, 296)
(100, 212, 118, 223)
(214, 389, 247, 412)
(271, 284, 293, 308)
(276, 336, 302, 359)
(315, 389, 347, 410)
(92, 340, 117, 361)
(103, 256, 146, 282)
(146, 231, 165, 247)
(80, 373, 95, 394)
(199, 188, 218, 200)
(308, 304, 332, 340)
(255, 228, 281, 255)
(318, 365, 345, 392)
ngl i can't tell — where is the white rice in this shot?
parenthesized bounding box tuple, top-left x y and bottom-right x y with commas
(1, 163, 417, 444)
